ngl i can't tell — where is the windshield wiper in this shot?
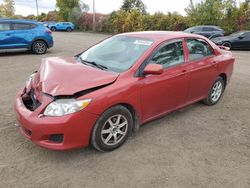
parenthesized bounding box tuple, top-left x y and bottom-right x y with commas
(79, 57, 108, 70)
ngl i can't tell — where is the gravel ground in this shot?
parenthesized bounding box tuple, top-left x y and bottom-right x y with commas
(0, 32, 249, 188)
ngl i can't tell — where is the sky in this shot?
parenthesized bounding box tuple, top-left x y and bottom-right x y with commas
(0, 0, 242, 16)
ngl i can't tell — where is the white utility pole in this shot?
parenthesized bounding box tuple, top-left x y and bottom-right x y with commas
(93, 0, 96, 31)
(35, 0, 39, 16)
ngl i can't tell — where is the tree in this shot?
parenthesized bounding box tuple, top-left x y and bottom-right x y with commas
(121, 0, 147, 14)
(185, 0, 224, 26)
(69, 2, 89, 27)
(0, 0, 15, 18)
(56, 0, 80, 21)
(237, 0, 250, 30)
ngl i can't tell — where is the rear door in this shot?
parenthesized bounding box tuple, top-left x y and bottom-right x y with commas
(11, 23, 35, 48)
(184, 38, 218, 103)
(0, 22, 13, 49)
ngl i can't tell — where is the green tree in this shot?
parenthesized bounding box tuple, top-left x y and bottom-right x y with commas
(56, 0, 80, 21)
(0, 0, 15, 17)
(185, 0, 224, 26)
(121, 0, 147, 14)
(69, 2, 89, 27)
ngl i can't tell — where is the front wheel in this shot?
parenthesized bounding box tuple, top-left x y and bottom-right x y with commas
(222, 42, 232, 50)
(66, 27, 72, 32)
(91, 105, 133, 152)
(203, 77, 225, 105)
(32, 40, 47, 54)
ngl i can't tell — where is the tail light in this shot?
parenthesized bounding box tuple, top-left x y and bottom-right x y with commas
(46, 29, 52, 35)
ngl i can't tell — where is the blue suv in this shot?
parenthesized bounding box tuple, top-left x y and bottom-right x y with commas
(48, 22, 75, 32)
(0, 19, 53, 54)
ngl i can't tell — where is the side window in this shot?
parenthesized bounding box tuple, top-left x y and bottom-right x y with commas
(245, 32, 250, 39)
(187, 38, 214, 61)
(13, 23, 31, 30)
(202, 27, 214, 31)
(0, 23, 11, 31)
(150, 40, 184, 68)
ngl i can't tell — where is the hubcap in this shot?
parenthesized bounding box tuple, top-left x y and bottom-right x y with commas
(101, 114, 128, 146)
(211, 81, 223, 102)
(34, 42, 46, 54)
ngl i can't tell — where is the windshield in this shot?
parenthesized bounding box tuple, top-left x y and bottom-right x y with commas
(230, 31, 244, 37)
(79, 36, 154, 73)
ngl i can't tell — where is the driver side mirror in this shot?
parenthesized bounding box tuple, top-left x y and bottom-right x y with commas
(143, 64, 164, 75)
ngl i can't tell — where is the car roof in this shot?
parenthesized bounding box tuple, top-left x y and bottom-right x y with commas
(0, 19, 39, 24)
(119, 31, 204, 42)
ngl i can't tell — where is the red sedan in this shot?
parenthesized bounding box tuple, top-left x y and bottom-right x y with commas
(15, 31, 235, 152)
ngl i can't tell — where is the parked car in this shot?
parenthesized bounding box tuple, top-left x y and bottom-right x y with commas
(48, 22, 75, 32)
(15, 31, 235, 152)
(184, 25, 225, 39)
(0, 19, 53, 54)
(211, 31, 250, 50)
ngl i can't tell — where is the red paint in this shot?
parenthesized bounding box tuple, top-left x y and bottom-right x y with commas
(14, 31, 235, 150)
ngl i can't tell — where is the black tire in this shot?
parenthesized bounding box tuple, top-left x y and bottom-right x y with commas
(66, 27, 72, 32)
(203, 77, 225, 106)
(31, 40, 47, 55)
(91, 105, 133, 152)
(51, 27, 56, 31)
(222, 42, 232, 49)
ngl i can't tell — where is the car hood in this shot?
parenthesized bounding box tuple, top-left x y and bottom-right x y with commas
(32, 57, 119, 96)
(212, 36, 233, 42)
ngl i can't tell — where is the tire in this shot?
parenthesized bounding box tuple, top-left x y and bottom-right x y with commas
(31, 40, 47, 55)
(222, 42, 232, 50)
(91, 105, 133, 152)
(203, 77, 225, 106)
(66, 27, 72, 32)
(51, 27, 56, 31)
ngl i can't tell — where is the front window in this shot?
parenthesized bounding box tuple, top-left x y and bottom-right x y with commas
(150, 40, 184, 68)
(79, 36, 154, 73)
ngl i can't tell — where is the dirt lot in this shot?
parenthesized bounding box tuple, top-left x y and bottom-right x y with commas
(0, 32, 249, 188)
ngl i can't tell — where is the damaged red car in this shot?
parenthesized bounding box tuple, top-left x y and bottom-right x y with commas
(14, 31, 235, 152)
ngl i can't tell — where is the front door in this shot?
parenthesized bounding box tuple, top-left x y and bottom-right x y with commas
(140, 39, 189, 121)
(0, 22, 12, 49)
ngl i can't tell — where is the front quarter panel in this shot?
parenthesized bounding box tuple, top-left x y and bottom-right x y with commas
(80, 74, 142, 122)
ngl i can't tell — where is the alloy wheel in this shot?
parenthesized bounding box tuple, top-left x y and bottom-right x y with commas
(101, 114, 128, 146)
(211, 81, 223, 103)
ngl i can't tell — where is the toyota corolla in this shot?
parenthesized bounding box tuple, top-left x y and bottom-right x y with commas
(14, 31, 235, 152)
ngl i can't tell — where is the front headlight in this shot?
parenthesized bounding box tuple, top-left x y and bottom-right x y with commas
(43, 99, 92, 117)
(25, 73, 36, 88)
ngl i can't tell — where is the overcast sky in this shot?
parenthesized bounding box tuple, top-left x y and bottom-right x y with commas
(0, 0, 242, 16)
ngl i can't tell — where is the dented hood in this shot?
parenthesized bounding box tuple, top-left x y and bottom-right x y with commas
(34, 57, 119, 96)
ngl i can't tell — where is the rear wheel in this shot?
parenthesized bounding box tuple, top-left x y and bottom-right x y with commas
(91, 105, 133, 152)
(222, 42, 232, 49)
(203, 77, 225, 105)
(32, 40, 47, 55)
(51, 27, 56, 31)
(66, 27, 72, 32)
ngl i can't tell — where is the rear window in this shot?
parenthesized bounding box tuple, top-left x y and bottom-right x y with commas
(13, 23, 34, 30)
(0, 23, 11, 31)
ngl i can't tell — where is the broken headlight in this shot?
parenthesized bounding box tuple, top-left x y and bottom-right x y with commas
(43, 98, 92, 117)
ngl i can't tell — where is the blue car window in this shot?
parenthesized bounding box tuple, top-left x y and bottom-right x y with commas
(13, 23, 31, 30)
(0, 23, 11, 31)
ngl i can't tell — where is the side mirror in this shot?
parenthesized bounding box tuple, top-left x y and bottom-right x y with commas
(143, 64, 164, 75)
(190, 30, 195, 33)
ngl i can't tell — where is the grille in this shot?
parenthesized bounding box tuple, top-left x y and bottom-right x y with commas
(49, 134, 64, 143)
(22, 127, 32, 136)
(22, 88, 41, 111)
